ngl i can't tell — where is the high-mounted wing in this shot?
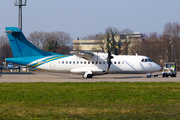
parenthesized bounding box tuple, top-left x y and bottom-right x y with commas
(70, 51, 94, 60)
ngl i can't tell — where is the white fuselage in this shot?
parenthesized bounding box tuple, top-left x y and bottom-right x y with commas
(28, 53, 161, 75)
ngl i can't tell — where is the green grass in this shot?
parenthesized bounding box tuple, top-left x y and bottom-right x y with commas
(0, 82, 180, 119)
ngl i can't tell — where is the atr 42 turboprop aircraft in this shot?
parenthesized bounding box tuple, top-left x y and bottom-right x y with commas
(5, 27, 161, 78)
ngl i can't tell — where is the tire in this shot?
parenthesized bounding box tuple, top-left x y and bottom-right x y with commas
(87, 74, 93, 78)
(147, 75, 151, 78)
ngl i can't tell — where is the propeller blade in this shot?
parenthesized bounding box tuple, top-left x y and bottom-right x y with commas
(107, 43, 113, 71)
(107, 59, 111, 71)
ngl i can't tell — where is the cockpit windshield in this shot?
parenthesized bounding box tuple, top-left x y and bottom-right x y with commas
(148, 59, 153, 62)
(141, 58, 153, 62)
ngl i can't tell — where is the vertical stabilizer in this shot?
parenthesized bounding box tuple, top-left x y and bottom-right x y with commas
(5, 27, 51, 58)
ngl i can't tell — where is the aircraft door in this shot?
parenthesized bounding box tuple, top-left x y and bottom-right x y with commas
(50, 61, 55, 70)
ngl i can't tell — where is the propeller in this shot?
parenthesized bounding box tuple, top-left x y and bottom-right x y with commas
(107, 43, 114, 71)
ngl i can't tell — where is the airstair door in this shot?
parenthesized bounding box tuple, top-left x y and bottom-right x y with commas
(50, 61, 55, 70)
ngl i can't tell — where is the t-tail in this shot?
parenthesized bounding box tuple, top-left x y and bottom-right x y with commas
(5, 27, 52, 58)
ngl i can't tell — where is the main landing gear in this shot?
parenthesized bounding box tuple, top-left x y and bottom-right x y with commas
(82, 74, 93, 78)
(82, 70, 93, 78)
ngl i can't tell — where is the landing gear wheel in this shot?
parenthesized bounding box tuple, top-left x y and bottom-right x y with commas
(147, 75, 151, 78)
(87, 74, 93, 78)
(82, 74, 93, 78)
(171, 73, 177, 77)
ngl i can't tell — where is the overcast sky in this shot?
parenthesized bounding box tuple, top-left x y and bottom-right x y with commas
(1, 0, 180, 39)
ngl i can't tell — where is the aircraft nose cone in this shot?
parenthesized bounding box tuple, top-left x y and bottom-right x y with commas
(156, 64, 161, 71)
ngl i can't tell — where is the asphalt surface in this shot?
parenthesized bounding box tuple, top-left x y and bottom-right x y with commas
(0, 72, 179, 83)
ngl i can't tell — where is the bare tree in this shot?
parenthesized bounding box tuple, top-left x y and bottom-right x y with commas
(129, 39, 143, 55)
(163, 22, 180, 61)
(44, 31, 71, 47)
(0, 35, 12, 64)
(0, 35, 9, 47)
(82, 32, 104, 40)
(105, 27, 120, 55)
(43, 31, 72, 54)
(129, 32, 162, 65)
(120, 28, 133, 34)
(56, 46, 70, 54)
(27, 31, 47, 49)
(27, 31, 72, 54)
(160, 33, 171, 63)
(49, 31, 72, 46)
(146, 32, 162, 64)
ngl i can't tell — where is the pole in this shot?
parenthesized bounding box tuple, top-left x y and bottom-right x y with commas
(19, 0, 22, 30)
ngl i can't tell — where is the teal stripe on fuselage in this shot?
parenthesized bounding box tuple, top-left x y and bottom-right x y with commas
(30, 55, 70, 68)
(6, 56, 44, 65)
(6, 55, 72, 67)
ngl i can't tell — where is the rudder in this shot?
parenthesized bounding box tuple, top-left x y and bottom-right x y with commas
(5, 27, 51, 58)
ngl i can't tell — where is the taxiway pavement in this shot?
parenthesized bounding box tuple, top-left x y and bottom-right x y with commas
(0, 72, 179, 83)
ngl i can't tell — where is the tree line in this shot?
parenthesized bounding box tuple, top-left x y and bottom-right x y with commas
(130, 22, 180, 68)
(80, 22, 180, 68)
(0, 22, 180, 69)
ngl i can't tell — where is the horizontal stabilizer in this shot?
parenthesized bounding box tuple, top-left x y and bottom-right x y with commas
(4, 29, 21, 34)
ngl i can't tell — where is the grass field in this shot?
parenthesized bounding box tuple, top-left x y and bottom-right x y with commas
(0, 82, 180, 119)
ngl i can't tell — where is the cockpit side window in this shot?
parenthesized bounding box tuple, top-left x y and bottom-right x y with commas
(141, 58, 153, 62)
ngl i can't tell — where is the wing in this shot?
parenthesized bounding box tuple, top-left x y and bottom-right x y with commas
(70, 51, 94, 60)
